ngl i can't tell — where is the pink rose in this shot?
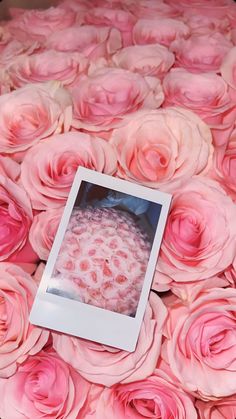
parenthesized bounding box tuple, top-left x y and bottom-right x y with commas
(86, 368, 197, 418)
(0, 349, 90, 418)
(220, 46, 236, 89)
(52, 292, 167, 386)
(112, 44, 174, 79)
(167, 0, 234, 16)
(184, 11, 231, 36)
(0, 155, 20, 180)
(0, 82, 72, 154)
(0, 39, 40, 66)
(46, 26, 122, 60)
(132, 18, 190, 47)
(20, 132, 117, 210)
(72, 68, 164, 132)
(29, 207, 64, 260)
(155, 177, 236, 284)
(163, 288, 236, 400)
(163, 68, 236, 141)
(83, 7, 136, 46)
(110, 108, 213, 190)
(213, 128, 236, 200)
(0, 263, 48, 378)
(171, 33, 233, 72)
(0, 175, 35, 262)
(7, 7, 76, 42)
(127, 0, 180, 19)
(8, 50, 88, 89)
(196, 395, 236, 418)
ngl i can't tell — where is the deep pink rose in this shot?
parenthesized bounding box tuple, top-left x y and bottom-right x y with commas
(132, 18, 190, 48)
(213, 128, 236, 200)
(110, 108, 213, 190)
(163, 288, 236, 400)
(220, 46, 236, 89)
(7, 7, 76, 42)
(72, 68, 164, 132)
(163, 68, 236, 145)
(29, 207, 64, 260)
(52, 292, 167, 386)
(85, 368, 197, 418)
(83, 7, 136, 46)
(20, 132, 117, 210)
(196, 395, 236, 418)
(0, 349, 90, 418)
(155, 177, 236, 285)
(112, 44, 174, 79)
(46, 25, 122, 60)
(171, 32, 233, 72)
(8, 50, 88, 89)
(0, 263, 48, 378)
(0, 175, 35, 262)
(0, 82, 72, 154)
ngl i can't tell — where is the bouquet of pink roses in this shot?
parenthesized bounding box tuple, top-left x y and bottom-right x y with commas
(0, 0, 236, 417)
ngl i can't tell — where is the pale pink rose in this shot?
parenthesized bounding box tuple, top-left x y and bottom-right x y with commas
(8, 50, 88, 89)
(0, 67, 11, 94)
(85, 368, 197, 418)
(110, 108, 213, 190)
(83, 7, 136, 46)
(231, 28, 236, 44)
(29, 207, 64, 260)
(220, 46, 236, 89)
(7, 7, 76, 42)
(0, 175, 35, 262)
(0, 39, 40, 66)
(164, 288, 236, 400)
(184, 11, 231, 36)
(171, 33, 233, 72)
(59, 0, 91, 13)
(163, 69, 236, 134)
(112, 44, 174, 79)
(0, 349, 90, 419)
(0, 263, 49, 378)
(72, 68, 164, 132)
(196, 395, 236, 418)
(0, 155, 20, 181)
(0, 82, 72, 154)
(155, 177, 236, 284)
(127, 0, 180, 19)
(46, 25, 122, 60)
(52, 292, 167, 386)
(133, 18, 190, 48)
(167, 0, 234, 16)
(213, 128, 236, 200)
(20, 132, 117, 210)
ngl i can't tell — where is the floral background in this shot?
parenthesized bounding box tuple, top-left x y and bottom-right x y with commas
(0, 0, 236, 417)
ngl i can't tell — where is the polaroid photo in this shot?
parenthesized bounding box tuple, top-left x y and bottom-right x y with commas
(30, 167, 172, 352)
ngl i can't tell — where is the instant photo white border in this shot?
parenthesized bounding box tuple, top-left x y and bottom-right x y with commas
(30, 167, 172, 352)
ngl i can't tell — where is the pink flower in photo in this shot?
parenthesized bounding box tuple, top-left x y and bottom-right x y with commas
(7, 7, 76, 42)
(8, 50, 88, 89)
(86, 367, 197, 418)
(196, 394, 236, 418)
(0, 155, 20, 181)
(110, 108, 213, 190)
(0, 82, 72, 154)
(0, 175, 35, 262)
(53, 292, 167, 386)
(49, 207, 151, 316)
(0, 349, 90, 419)
(171, 32, 233, 72)
(163, 288, 236, 400)
(29, 207, 64, 261)
(112, 44, 174, 79)
(72, 68, 164, 132)
(213, 128, 236, 200)
(20, 132, 117, 210)
(0, 263, 49, 378)
(155, 177, 236, 284)
(83, 7, 136, 46)
(132, 18, 190, 48)
(46, 25, 122, 60)
(167, 0, 234, 16)
(220, 46, 236, 89)
(127, 0, 180, 19)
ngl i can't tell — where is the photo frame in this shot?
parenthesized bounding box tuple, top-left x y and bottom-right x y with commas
(30, 167, 171, 352)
